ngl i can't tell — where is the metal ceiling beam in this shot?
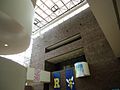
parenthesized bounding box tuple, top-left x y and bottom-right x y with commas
(33, 0, 86, 33)
(35, 12, 48, 22)
(39, 0, 57, 16)
(70, 0, 75, 6)
(60, 0, 69, 9)
(36, 5, 53, 19)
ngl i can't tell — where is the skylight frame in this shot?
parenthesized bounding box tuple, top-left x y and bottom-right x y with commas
(33, 0, 86, 34)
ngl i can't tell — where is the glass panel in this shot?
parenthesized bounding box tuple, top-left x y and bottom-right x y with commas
(52, 0, 59, 3)
(40, 12, 48, 18)
(56, 1, 64, 7)
(55, 9, 62, 15)
(45, 0, 54, 8)
(66, 1, 74, 9)
(40, 4, 48, 11)
(41, 20, 47, 25)
(34, 13, 43, 21)
(50, 13, 57, 19)
(61, 0, 70, 4)
(46, 17, 52, 22)
(60, 6, 68, 13)
(35, 8, 43, 15)
(42, 0, 47, 2)
(72, 0, 80, 5)
(36, 0, 43, 6)
(45, 9, 53, 15)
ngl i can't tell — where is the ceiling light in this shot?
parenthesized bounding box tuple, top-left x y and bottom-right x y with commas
(4, 44, 8, 47)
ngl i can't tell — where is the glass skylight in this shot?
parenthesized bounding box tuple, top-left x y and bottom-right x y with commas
(40, 3, 89, 34)
(33, 0, 86, 34)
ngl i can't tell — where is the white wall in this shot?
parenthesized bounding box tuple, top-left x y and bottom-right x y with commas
(0, 0, 34, 54)
(0, 57, 26, 90)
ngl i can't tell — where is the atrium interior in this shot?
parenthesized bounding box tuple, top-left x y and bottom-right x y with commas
(0, 0, 120, 90)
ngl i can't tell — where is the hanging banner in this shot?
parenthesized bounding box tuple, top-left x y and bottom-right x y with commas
(65, 69, 76, 90)
(53, 72, 61, 90)
(74, 62, 90, 78)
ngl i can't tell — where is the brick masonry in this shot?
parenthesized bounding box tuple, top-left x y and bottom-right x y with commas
(30, 8, 120, 90)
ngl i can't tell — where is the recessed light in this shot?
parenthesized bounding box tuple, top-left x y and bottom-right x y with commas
(4, 44, 8, 47)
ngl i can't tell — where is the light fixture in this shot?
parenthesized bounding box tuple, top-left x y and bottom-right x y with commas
(4, 44, 8, 47)
(0, 41, 8, 47)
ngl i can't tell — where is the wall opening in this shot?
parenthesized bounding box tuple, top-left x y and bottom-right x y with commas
(45, 33, 81, 53)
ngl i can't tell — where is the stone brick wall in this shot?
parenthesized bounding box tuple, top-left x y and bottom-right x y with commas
(30, 8, 120, 90)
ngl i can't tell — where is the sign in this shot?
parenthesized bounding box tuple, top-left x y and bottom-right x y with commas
(53, 72, 61, 90)
(65, 69, 75, 90)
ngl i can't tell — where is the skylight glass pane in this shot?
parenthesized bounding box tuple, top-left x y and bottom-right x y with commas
(62, 0, 70, 4)
(36, 0, 43, 6)
(41, 20, 47, 25)
(46, 17, 52, 22)
(60, 6, 67, 13)
(72, 0, 80, 5)
(50, 13, 57, 19)
(34, 13, 43, 21)
(66, 1, 74, 9)
(56, 1, 64, 7)
(40, 4, 48, 11)
(38, 23, 43, 27)
(52, 0, 59, 3)
(45, 9, 53, 15)
(41, 12, 48, 18)
(45, 0, 54, 8)
(35, 8, 43, 15)
(55, 9, 62, 16)
(42, 0, 47, 2)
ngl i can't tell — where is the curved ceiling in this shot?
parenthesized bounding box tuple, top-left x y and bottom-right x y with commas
(0, 0, 34, 55)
